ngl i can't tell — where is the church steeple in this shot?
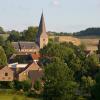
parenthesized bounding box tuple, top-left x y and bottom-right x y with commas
(38, 12, 46, 35)
(36, 12, 47, 38)
(36, 12, 48, 48)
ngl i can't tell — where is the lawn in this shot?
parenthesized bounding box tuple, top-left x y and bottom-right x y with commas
(0, 93, 40, 100)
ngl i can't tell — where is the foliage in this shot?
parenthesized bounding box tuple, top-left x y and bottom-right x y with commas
(0, 46, 7, 68)
(40, 42, 100, 99)
(91, 72, 100, 100)
(14, 80, 31, 92)
(7, 30, 20, 42)
(0, 27, 5, 34)
(81, 76, 95, 95)
(7, 27, 38, 42)
(0, 36, 5, 46)
(43, 57, 78, 100)
(74, 28, 100, 36)
(34, 80, 42, 91)
(12, 55, 32, 64)
(0, 81, 11, 89)
(85, 54, 99, 76)
(22, 80, 32, 91)
(22, 26, 38, 41)
(3, 41, 15, 58)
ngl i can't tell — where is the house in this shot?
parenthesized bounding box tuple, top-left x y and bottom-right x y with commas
(31, 70, 43, 85)
(8, 63, 28, 68)
(0, 13, 46, 83)
(17, 62, 43, 82)
(0, 62, 43, 83)
(12, 42, 39, 54)
(0, 66, 14, 81)
(12, 12, 48, 54)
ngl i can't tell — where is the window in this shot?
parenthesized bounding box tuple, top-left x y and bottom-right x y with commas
(23, 73, 26, 75)
(5, 73, 8, 76)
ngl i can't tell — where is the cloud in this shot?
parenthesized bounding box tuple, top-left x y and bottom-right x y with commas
(52, 0, 60, 6)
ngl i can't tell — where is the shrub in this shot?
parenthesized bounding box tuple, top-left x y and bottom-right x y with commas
(34, 80, 42, 91)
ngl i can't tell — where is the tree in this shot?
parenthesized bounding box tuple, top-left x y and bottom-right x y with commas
(0, 27, 5, 34)
(22, 26, 38, 41)
(40, 42, 99, 99)
(14, 80, 31, 91)
(0, 46, 7, 68)
(7, 30, 20, 41)
(81, 76, 95, 96)
(40, 42, 75, 65)
(3, 41, 15, 58)
(22, 80, 32, 91)
(91, 73, 100, 100)
(43, 57, 78, 100)
(85, 54, 99, 76)
(74, 28, 100, 36)
(0, 36, 5, 46)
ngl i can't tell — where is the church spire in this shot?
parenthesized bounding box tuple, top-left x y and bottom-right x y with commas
(36, 12, 48, 48)
(37, 12, 46, 36)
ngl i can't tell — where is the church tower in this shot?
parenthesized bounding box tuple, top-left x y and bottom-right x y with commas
(36, 12, 48, 49)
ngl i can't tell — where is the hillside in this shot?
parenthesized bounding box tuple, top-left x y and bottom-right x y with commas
(78, 36, 99, 51)
(50, 35, 99, 51)
(74, 28, 100, 36)
(49, 36, 81, 46)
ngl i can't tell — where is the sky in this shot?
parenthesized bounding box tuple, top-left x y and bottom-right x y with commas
(0, 0, 100, 32)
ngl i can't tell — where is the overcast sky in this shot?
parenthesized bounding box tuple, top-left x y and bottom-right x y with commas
(0, 0, 100, 32)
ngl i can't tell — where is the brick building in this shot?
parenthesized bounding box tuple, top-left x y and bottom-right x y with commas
(12, 12, 48, 54)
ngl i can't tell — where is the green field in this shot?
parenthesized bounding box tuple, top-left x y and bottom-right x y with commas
(0, 94, 40, 100)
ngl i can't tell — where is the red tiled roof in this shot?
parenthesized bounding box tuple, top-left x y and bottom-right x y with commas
(31, 54, 41, 60)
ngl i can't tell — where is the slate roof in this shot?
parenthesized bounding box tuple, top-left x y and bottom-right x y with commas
(12, 42, 39, 50)
(37, 12, 47, 38)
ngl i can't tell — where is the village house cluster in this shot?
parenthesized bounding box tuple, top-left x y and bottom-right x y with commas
(0, 12, 48, 83)
(0, 12, 100, 84)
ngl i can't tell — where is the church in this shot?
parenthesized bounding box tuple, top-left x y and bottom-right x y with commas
(12, 12, 48, 54)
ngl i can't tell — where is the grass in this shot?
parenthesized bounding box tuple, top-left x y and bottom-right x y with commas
(0, 93, 40, 100)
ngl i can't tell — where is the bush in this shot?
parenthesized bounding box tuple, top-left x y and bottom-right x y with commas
(22, 80, 31, 91)
(0, 81, 12, 89)
(25, 90, 37, 97)
(34, 80, 42, 91)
